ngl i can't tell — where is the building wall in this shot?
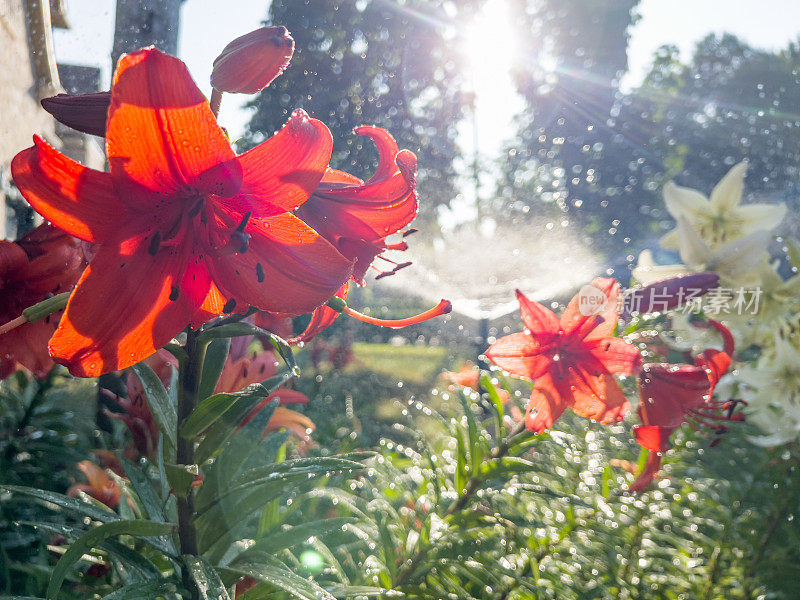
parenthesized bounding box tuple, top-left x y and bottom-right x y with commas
(0, 0, 62, 238)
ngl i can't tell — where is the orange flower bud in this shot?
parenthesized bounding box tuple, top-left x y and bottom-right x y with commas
(211, 26, 294, 94)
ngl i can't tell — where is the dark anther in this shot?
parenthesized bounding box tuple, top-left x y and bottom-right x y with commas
(148, 231, 161, 256)
(223, 298, 237, 313)
(402, 228, 418, 237)
(375, 271, 394, 280)
(169, 285, 180, 302)
(188, 200, 203, 218)
(163, 215, 183, 241)
(256, 262, 265, 282)
(393, 261, 412, 272)
(235, 210, 252, 233)
(230, 231, 251, 253)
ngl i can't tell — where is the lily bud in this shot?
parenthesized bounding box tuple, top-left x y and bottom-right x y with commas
(621, 271, 719, 318)
(211, 26, 294, 94)
(41, 91, 111, 137)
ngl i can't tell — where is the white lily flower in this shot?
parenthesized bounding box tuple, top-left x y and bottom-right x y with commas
(741, 335, 800, 446)
(660, 162, 786, 250)
(725, 257, 800, 347)
(633, 216, 771, 287)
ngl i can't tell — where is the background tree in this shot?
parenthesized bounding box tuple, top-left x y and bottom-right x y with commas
(498, 0, 646, 259)
(242, 0, 480, 221)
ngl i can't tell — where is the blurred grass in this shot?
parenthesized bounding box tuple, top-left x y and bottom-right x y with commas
(348, 342, 450, 384)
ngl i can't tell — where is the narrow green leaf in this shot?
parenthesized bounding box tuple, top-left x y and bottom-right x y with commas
(198, 338, 231, 402)
(326, 585, 401, 598)
(480, 373, 506, 436)
(119, 457, 165, 523)
(233, 518, 356, 562)
(1, 485, 117, 523)
(194, 378, 285, 464)
(100, 580, 177, 599)
(131, 362, 177, 452)
(198, 324, 296, 373)
(181, 392, 246, 440)
(102, 539, 162, 584)
(47, 520, 175, 599)
(165, 463, 199, 498)
(224, 556, 336, 600)
(459, 394, 483, 477)
(184, 555, 232, 600)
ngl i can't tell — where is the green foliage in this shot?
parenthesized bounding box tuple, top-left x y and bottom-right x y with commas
(291, 375, 800, 599)
(0, 371, 95, 596)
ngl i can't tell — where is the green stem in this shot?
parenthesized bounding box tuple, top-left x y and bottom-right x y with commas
(176, 328, 207, 599)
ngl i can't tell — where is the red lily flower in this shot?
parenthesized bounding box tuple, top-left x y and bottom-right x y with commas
(629, 320, 740, 492)
(295, 126, 418, 284)
(0, 224, 86, 379)
(288, 127, 417, 343)
(486, 279, 642, 433)
(11, 48, 353, 377)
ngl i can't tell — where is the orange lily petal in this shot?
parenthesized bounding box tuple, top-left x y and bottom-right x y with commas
(288, 282, 348, 344)
(525, 372, 570, 433)
(107, 48, 242, 204)
(208, 213, 352, 315)
(222, 109, 333, 218)
(49, 237, 210, 377)
(634, 426, 675, 454)
(583, 336, 642, 376)
(628, 451, 663, 493)
(11, 136, 129, 243)
(561, 277, 620, 340)
(569, 368, 630, 424)
(485, 332, 553, 380)
(515, 289, 560, 337)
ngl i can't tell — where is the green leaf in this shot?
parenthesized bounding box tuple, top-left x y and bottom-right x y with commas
(198, 324, 296, 373)
(223, 555, 336, 600)
(184, 555, 232, 600)
(47, 520, 175, 600)
(131, 362, 177, 453)
(194, 378, 286, 464)
(326, 585, 401, 598)
(119, 457, 166, 523)
(100, 580, 178, 599)
(1, 485, 117, 523)
(459, 394, 483, 477)
(102, 539, 163, 584)
(198, 338, 230, 402)
(196, 456, 367, 553)
(182, 390, 255, 440)
(165, 463, 199, 498)
(480, 373, 506, 435)
(233, 518, 356, 562)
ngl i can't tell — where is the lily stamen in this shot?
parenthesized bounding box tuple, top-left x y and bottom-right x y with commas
(326, 297, 451, 329)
